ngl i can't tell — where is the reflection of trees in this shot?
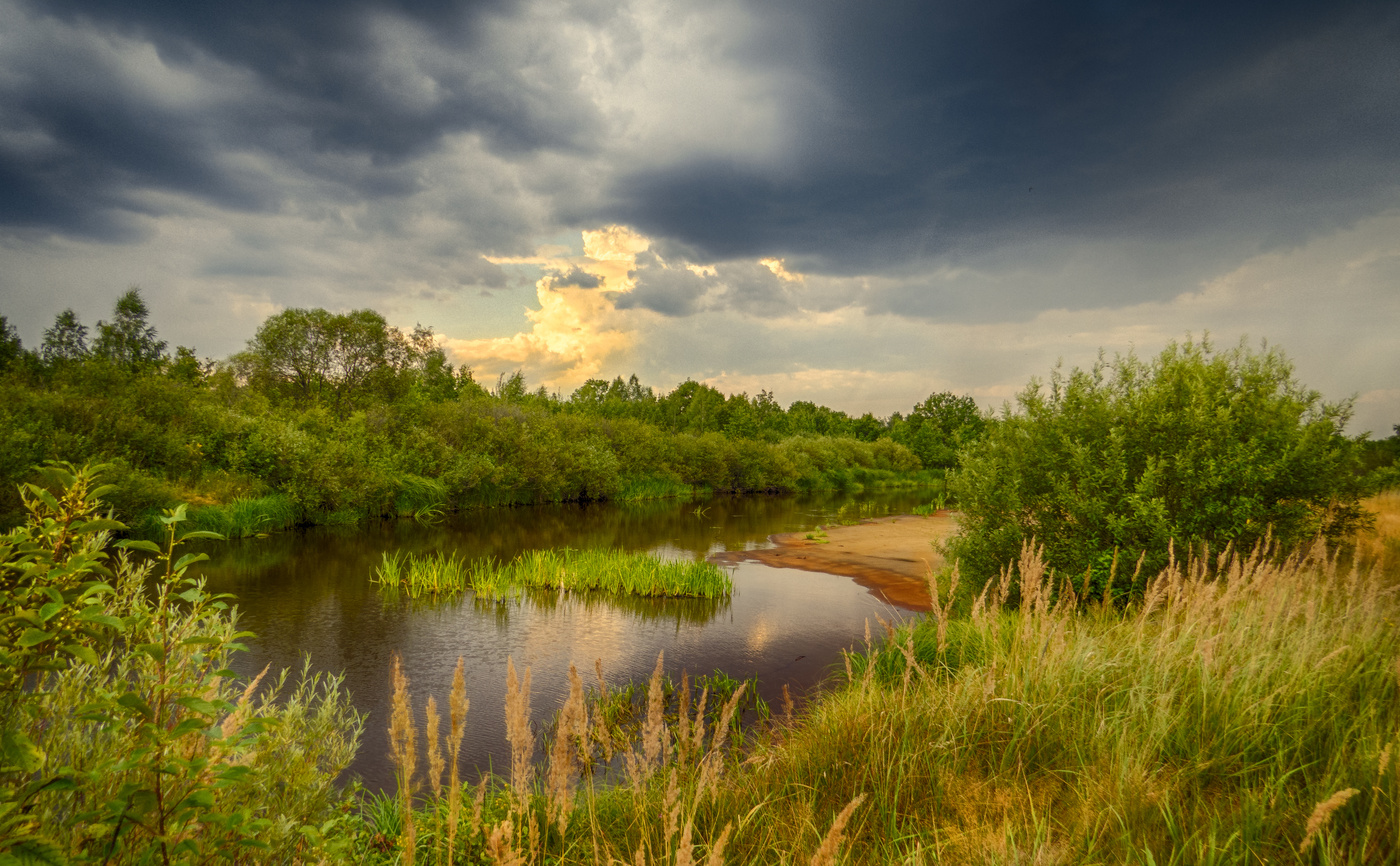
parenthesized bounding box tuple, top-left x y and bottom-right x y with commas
(519, 586, 729, 627)
(194, 488, 931, 655)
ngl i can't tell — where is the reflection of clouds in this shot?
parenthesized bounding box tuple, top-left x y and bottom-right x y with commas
(746, 616, 773, 655)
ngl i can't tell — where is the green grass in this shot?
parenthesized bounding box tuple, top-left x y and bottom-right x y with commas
(373, 547, 733, 601)
(614, 476, 697, 502)
(184, 493, 299, 538)
(355, 538, 1400, 865)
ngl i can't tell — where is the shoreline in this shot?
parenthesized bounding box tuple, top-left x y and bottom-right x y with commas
(709, 512, 959, 612)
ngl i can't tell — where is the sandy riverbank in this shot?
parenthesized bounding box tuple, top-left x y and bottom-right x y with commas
(709, 512, 959, 611)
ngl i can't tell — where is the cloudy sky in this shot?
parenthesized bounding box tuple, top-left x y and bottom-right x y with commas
(1, 0, 1397, 434)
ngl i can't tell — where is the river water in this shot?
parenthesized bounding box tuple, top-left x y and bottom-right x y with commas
(198, 489, 932, 792)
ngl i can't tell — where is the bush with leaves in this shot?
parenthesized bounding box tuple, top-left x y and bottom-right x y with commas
(946, 338, 1369, 596)
(0, 463, 363, 863)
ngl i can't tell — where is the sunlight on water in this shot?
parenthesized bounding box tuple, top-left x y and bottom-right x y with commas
(196, 490, 929, 790)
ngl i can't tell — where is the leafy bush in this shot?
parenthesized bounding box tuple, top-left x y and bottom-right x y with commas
(946, 338, 1368, 593)
(0, 463, 363, 862)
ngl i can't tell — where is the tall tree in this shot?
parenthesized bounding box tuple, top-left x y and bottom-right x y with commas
(93, 288, 166, 371)
(0, 316, 21, 371)
(40, 309, 89, 365)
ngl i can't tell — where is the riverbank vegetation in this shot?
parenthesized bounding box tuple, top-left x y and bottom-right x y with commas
(946, 337, 1375, 594)
(373, 547, 733, 601)
(0, 464, 363, 863)
(348, 528, 1400, 865)
(0, 293, 974, 534)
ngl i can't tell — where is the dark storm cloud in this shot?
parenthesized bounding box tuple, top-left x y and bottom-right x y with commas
(617, 252, 797, 318)
(3, 0, 1397, 314)
(0, 0, 607, 240)
(609, 0, 1400, 273)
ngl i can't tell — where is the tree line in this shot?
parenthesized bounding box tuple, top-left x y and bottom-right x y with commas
(0, 290, 974, 530)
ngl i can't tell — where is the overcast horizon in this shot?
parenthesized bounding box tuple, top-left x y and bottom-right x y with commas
(2, 0, 1397, 435)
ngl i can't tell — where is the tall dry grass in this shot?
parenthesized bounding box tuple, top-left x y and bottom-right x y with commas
(369, 536, 1399, 864)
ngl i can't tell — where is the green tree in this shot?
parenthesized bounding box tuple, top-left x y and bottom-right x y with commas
(40, 308, 89, 365)
(946, 338, 1368, 595)
(0, 316, 21, 371)
(896, 391, 986, 469)
(93, 287, 166, 372)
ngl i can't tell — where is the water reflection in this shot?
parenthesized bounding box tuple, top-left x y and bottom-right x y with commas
(197, 489, 929, 792)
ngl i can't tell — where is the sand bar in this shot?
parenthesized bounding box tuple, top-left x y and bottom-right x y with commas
(709, 512, 959, 611)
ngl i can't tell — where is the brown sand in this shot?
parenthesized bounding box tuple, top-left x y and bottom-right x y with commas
(709, 512, 959, 611)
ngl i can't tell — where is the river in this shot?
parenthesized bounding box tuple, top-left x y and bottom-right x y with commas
(197, 489, 932, 792)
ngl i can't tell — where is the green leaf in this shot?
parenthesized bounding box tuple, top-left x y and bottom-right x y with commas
(174, 696, 221, 717)
(76, 610, 124, 629)
(72, 518, 125, 534)
(180, 636, 223, 647)
(176, 530, 226, 542)
(169, 717, 210, 737)
(173, 552, 209, 572)
(16, 628, 52, 648)
(36, 602, 62, 623)
(132, 643, 165, 663)
(0, 729, 45, 773)
(115, 693, 154, 721)
(115, 539, 162, 555)
(61, 644, 98, 667)
(159, 503, 189, 525)
(0, 837, 69, 866)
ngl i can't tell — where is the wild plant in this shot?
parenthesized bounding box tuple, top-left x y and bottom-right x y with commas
(0, 462, 363, 863)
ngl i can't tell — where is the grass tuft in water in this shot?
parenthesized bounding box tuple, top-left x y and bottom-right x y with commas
(373, 547, 733, 601)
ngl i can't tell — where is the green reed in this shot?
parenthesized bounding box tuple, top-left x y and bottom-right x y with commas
(373, 547, 733, 601)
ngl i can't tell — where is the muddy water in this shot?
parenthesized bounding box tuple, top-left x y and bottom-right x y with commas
(197, 490, 932, 792)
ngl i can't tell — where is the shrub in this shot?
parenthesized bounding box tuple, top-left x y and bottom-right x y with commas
(946, 338, 1368, 593)
(0, 463, 363, 862)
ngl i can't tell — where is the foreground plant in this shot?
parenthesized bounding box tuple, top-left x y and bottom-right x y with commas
(0, 462, 364, 863)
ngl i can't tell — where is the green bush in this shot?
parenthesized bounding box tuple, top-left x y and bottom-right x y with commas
(0, 463, 363, 862)
(946, 338, 1368, 594)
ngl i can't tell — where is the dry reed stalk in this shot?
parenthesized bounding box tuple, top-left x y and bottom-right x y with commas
(485, 818, 526, 866)
(471, 776, 488, 837)
(547, 663, 588, 834)
(662, 771, 682, 848)
(808, 793, 867, 866)
(897, 632, 918, 695)
(504, 657, 534, 806)
(426, 695, 444, 866)
(782, 684, 794, 727)
(448, 658, 468, 864)
(1300, 788, 1360, 853)
(1099, 548, 1118, 610)
(1379, 742, 1393, 777)
(695, 682, 748, 799)
(676, 672, 692, 765)
(426, 696, 444, 799)
(689, 687, 709, 757)
(589, 657, 616, 762)
(674, 815, 695, 866)
(643, 651, 668, 774)
(219, 663, 269, 741)
(389, 654, 418, 866)
(703, 822, 733, 866)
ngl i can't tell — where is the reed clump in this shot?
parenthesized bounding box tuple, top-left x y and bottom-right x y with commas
(373, 547, 733, 601)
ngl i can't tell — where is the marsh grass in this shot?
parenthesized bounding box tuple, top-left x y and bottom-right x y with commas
(186, 493, 299, 538)
(366, 535, 1400, 865)
(615, 476, 698, 502)
(373, 547, 733, 601)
